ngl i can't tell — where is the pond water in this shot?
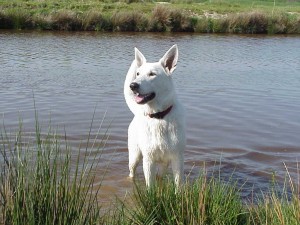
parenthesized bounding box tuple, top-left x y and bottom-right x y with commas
(1, 31, 300, 201)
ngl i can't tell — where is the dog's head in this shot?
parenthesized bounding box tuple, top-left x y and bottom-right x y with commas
(124, 45, 179, 116)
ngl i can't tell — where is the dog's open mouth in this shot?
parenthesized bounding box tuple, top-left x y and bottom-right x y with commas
(134, 92, 155, 104)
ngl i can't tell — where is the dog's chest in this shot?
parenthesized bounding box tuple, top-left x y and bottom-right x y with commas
(137, 118, 179, 153)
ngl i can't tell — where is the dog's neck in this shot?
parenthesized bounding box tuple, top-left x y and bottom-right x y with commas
(148, 105, 173, 119)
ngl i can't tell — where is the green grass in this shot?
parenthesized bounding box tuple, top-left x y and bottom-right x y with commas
(1, 114, 299, 224)
(0, 0, 300, 33)
(248, 166, 300, 225)
(120, 175, 247, 224)
(0, 112, 107, 224)
(115, 171, 300, 225)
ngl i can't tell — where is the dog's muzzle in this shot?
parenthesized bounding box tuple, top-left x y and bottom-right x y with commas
(130, 82, 155, 104)
(130, 82, 140, 93)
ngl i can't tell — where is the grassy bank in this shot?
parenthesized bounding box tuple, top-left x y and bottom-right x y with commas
(0, 0, 300, 33)
(1, 116, 300, 224)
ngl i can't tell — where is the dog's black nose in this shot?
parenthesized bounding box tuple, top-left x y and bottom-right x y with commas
(130, 82, 139, 92)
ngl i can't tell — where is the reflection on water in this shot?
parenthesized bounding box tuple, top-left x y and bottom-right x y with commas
(1, 31, 300, 201)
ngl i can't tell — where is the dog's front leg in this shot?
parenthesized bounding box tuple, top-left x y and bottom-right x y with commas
(128, 148, 142, 178)
(128, 119, 141, 178)
(171, 155, 184, 188)
(143, 156, 156, 187)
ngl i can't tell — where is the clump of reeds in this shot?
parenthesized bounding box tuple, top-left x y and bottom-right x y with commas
(169, 9, 196, 32)
(148, 6, 196, 32)
(249, 193, 300, 224)
(195, 11, 268, 34)
(0, 10, 13, 29)
(0, 115, 105, 224)
(120, 174, 247, 225)
(195, 17, 211, 33)
(267, 12, 300, 34)
(195, 11, 300, 34)
(227, 11, 268, 34)
(0, 8, 32, 29)
(50, 10, 81, 31)
(82, 10, 112, 31)
(113, 166, 300, 225)
(111, 11, 148, 32)
(148, 5, 170, 32)
(248, 165, 300, 225)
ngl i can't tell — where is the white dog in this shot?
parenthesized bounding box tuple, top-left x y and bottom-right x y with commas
(124, 45, 185, 187)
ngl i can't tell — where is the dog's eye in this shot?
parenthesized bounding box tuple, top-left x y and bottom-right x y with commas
(149, 72, 156, 77)
(136, 72, 140, 76)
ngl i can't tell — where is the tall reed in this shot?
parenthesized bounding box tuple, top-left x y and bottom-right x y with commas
(82, 10, 112, 31)
(111, 11, 148, 32)
(0, 112, 106, 224)
(121, 173, 248, 225)
(248, 164, 300, 225)
(115, 168, 300, 225)
(148, 5, 170, 32)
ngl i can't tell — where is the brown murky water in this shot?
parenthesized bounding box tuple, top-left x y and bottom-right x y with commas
(1, 31, 300, 202)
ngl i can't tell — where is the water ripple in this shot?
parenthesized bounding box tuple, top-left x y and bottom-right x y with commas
(1, 31, 300, 199)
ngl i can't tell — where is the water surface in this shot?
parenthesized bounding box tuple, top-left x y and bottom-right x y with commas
(1, 31, 300, 201)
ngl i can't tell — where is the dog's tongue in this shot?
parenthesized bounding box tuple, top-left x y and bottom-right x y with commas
(134, 95, 144, 104)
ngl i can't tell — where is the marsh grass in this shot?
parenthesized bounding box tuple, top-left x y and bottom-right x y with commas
(0, 8, 32, 29)
(267, 12, 300, 34)
(148, 5, 170, 32)
(50, 10, 81, 31)
(249, 193, 300, 225)
(0, 113, 299, 224)
(0, 112, 107, 224)
(82, 10, 112, 31)
(1, 0, 300, 33)
(248, 164, 300, 225)
(169, 9, 196, 32)
(121, 175, 248, 225)
(111, 11, 148, 31)
(111, 163, 300, 225)
(227, 11, 269, 34)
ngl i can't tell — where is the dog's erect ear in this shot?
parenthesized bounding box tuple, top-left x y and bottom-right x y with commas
(135, 47, 146, 68)
(160, 44, 178, 75)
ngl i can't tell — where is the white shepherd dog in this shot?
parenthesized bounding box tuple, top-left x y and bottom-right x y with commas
(124, 44, 186, 187)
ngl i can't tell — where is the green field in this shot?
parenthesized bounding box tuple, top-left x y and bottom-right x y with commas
(0, 0, 300, 33)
